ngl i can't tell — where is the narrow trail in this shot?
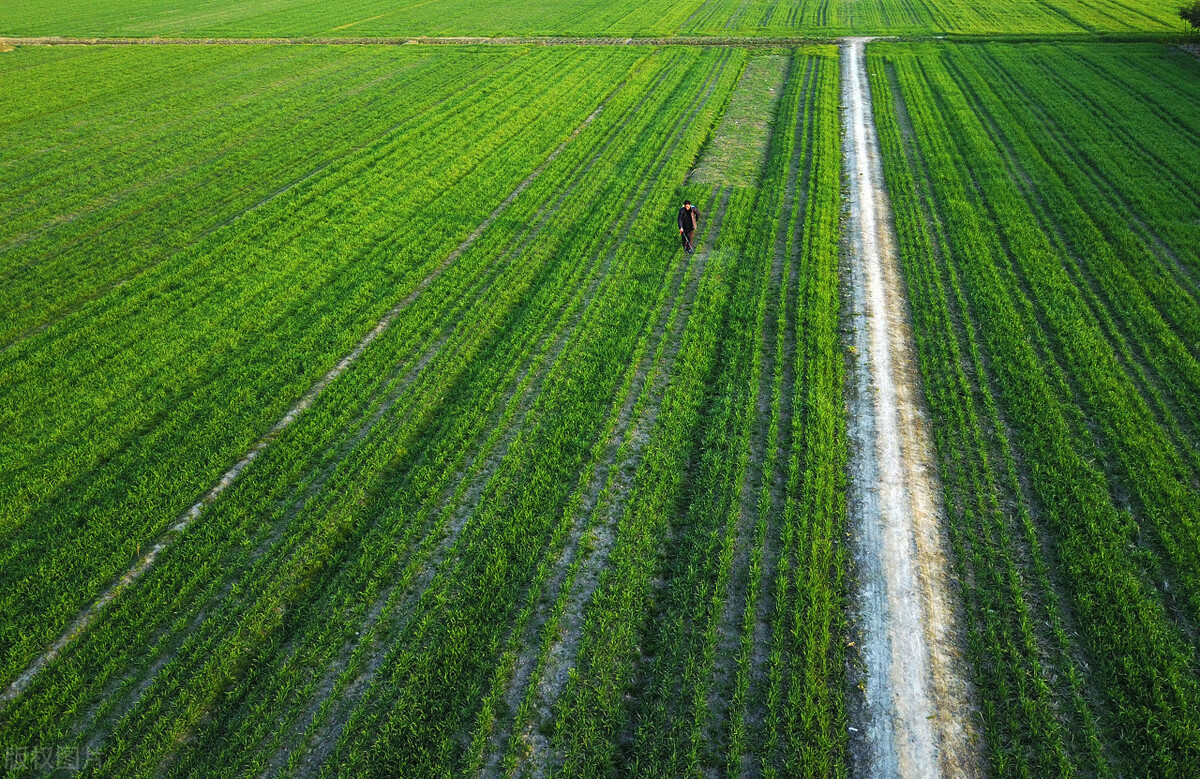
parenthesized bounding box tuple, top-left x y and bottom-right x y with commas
(840, 38, 980, 778)
(0, 104, 604, 713)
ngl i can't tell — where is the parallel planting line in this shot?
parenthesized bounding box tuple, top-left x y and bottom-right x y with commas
(65, 139, 600, 764)
(0, 53, 503, 353)
(288, 224, 615, 778)
(246, 64, 695, 775)
(0, 102, 606, 712)
(875, 55, 1096, 773)
(480, 193, 714, 776)
(308, 58, 743, 777)
(840, 38, 979, 778)
(462, 53, 737, 776)
(710, 54, 811, 773)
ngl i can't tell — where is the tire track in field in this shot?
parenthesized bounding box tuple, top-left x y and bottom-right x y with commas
(0, 99, 608, 714)
(840, 38, 979, 779)
(500, 188, 732, 779)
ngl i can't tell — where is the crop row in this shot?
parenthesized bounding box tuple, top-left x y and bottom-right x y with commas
(0, 46, 515, 342)
(678, 0, 1182, 35)
(549, 45, 846, 778)
(322, 46, 743, 777)
(868, 41, 1200, 776)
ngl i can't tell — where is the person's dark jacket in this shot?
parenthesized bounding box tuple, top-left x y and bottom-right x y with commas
(677, 205, 699, 231)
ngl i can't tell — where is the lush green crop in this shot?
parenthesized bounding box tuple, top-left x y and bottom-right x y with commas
(869, 40, 1200, 777)
(0, 42, 850, 778)
(0, 0, 1186, 39)
(9, 5, 1200, 775)
(551, 44, 846, 778)
(0, 41, 646, 697)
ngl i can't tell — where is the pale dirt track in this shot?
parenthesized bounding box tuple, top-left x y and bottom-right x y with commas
(841, 37, 981, 778)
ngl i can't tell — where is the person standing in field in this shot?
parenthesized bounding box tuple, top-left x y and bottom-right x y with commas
(678, 199, 700, 254)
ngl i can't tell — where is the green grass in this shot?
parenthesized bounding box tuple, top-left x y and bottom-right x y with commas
(690, 53, 788, 188)
(869, 40, 1200, 777)
(0, 0, 1188, 38)
(0, 43, 647, 697)
(0, 42, 850, 778)
(6, 4, 1200, 777)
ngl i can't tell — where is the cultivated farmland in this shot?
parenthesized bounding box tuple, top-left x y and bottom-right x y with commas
(4, 0, 1200, 775)
(869, 41, 1200, 776)
(0, 0, 1187, 39)
(0, 43, 852, 776)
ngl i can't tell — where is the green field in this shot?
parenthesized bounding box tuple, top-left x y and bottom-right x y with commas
(870, 41, 1200, 776)
(0, 43, 852, 776)
(4, 0, 1200, 772)
(0, 0, 1187, 38)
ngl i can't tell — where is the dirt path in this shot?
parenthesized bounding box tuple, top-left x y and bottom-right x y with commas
(840, 37, 980, 778)
(0, 104, 604, 713)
